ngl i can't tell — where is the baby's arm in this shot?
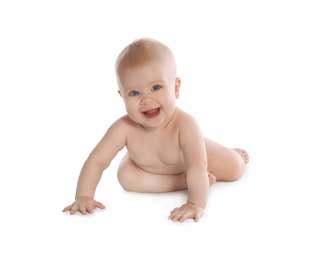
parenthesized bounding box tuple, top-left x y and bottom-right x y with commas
(62, 117, 127, 215)
(169, 114, 209, 222)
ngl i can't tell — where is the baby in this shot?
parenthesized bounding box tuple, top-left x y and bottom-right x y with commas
(62, 38, 249, 222)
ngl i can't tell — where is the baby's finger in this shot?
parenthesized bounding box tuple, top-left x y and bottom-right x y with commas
(169, 210, 184, 222)
(79, 205, 87, 215)
(70, 204, 79, 215)
(94, 201, 106, 210)
(193, 211, 203, 222)
(62, 205, 72, 212)
(168, 210, 179, 220)
(178, 211, 193, 222)
(85, 204, 94, 214)
(170, 207, 179, 214)
(193, 215, 200, 222)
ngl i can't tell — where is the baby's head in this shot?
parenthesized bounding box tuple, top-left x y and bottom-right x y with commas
(115, 38, 177, 89)
(115, 38, 181, 128)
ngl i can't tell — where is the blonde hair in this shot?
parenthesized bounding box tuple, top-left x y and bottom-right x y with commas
(115, 38, 176, 77)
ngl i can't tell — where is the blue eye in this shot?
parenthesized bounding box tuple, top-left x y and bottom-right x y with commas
(151, 85, 161, 91)
(130, 90, 139, 96)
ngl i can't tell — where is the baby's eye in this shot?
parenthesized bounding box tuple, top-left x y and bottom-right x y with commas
(151, 85, 161, 91)
(129, 90, 140, 96)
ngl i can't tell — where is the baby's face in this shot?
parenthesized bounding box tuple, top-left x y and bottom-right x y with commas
(118, 58, 180, 129)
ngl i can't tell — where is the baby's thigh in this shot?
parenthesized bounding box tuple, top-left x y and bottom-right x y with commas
(205, 138, 244, 181)
(117, 153, 186, 192)
(117, 154, 143, 189)
(117, 153, 165, 192)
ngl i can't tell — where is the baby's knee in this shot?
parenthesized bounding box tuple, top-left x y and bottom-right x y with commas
(228, 159, 245, 181)
(117, 169, 134, 191)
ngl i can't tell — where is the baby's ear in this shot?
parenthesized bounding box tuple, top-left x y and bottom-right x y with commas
(175, 77, 181, 99)
(118, 90, 122, 97)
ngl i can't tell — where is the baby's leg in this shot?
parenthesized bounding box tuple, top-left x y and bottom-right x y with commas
(205, 138, 249, 181)
(117, 154, 187, 193)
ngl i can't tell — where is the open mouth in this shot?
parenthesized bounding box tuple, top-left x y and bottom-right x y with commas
(143, 108, 160, 119)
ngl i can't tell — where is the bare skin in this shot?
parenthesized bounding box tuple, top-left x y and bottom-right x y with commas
(62, 38, 249, 222)
(117, 135, 249, 222)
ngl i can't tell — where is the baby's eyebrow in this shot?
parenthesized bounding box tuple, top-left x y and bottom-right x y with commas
(123, 86, 139, 93)
(147, 80, 165, 86)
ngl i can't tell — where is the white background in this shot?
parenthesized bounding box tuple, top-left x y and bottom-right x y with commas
(1, 0, 313, 259)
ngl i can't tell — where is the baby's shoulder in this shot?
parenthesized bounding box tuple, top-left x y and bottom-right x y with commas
(173, 108, 202, 135)
(111, 115, 134, 128)
(174, 108, 199, 125)
(104, 115, 135, 141)
(109, 115, 140, 133)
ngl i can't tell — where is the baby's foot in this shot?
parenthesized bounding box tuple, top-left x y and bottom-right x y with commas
(208, 172, 217, 186)
(234, 148, 250, 164)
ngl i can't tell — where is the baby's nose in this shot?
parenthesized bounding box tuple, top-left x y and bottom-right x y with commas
(140, 95, 153, 106)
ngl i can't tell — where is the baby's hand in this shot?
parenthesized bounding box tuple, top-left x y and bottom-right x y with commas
(62, 196, 105, 215)
(168, 202, 204, 222)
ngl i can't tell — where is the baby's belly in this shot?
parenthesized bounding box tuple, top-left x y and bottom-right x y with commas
(129, 153, 186, 175)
